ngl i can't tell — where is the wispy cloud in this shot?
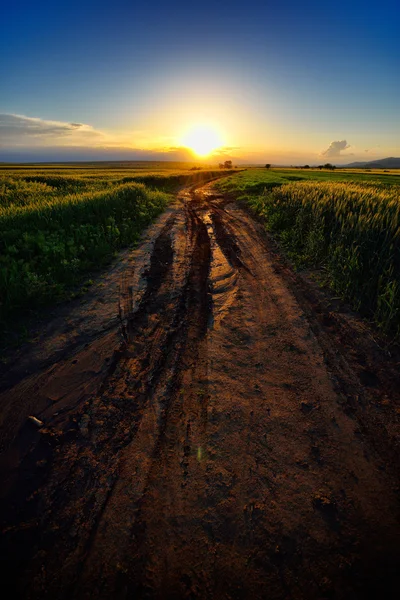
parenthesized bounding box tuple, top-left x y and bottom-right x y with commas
(0, 114, 200, 158)
(211, 146, 241, 157)
(0, 113, 103, 146)
(321, 140, 351, 158)
(0, 145, 201, 163)
(364, 146, 380, 154)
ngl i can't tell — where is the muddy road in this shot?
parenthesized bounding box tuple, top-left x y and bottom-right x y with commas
(1, 181, 400, 599)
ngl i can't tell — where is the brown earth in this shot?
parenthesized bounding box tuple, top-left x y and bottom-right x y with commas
(1, 180, 400, 599)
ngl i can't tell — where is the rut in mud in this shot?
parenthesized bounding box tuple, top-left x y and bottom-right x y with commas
(1, 181, 400, 600)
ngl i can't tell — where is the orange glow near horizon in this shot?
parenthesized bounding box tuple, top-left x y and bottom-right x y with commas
(181, 124, 224, 157)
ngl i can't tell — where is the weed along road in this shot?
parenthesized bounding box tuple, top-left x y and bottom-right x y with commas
(1, 180, 400, 599)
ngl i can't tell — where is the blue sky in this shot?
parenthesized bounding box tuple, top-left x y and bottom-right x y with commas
(1, 0, 399, 163)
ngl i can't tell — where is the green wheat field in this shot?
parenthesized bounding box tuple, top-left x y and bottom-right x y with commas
(1, 162, 400, 338)
(216, 167, 400, 337)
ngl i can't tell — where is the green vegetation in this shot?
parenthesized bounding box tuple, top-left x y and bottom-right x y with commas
(216, 167, 400, 196)
(216, 168, 400, 337)
(0, 164, 224, 328)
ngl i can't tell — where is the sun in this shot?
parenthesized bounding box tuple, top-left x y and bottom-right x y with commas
(181, 124, 223, 157)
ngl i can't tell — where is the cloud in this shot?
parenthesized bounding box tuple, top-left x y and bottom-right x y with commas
(0, 145, 201, 163)
(364, 146, 381, 154)
(211, 146, 241, 158)
(0, 113, 103, 146)
(0, 114, 246, 164)
(321, 140, 351, 158)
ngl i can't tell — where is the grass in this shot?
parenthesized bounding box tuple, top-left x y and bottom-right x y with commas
(215, 168, 400, 338)
(0, 164, 227, 331)
(215, 167, 400, 196)
(1, 162, 228, 194)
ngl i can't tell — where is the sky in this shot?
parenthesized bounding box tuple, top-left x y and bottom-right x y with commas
(1, 0, 399, 164)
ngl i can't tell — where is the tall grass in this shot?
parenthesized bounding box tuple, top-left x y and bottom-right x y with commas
(0, 182, 170, 322)
(215, 167, 400, 196)
(0, 167, 228, 327)
(4, 168, 228, 194)
(246, 181, 400, 336)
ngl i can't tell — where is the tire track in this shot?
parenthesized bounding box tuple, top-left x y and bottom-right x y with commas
(1, 180, 400, 600)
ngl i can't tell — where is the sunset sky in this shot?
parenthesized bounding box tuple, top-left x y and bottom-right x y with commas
(1, 0, 399, 164)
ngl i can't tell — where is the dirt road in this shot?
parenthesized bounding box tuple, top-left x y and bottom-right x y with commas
(1, 181, 400, 599)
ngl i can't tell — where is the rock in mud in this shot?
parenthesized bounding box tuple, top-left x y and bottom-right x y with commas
(27, 415, 44, 428)
(79, 414, 91, 437)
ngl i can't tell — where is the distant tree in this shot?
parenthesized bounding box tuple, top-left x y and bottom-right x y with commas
(323, 163, 335, 170)
(219, 163, 224, 169)
(303, 165, 310, 169)
(265, 163, 271, 169)
(224, 160, 233, 169)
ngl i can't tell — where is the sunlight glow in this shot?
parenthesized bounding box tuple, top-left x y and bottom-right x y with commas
(181, 124, 224, 157)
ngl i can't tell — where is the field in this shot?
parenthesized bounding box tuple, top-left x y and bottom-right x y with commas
(215, 168, 400, 337)
(0, 162, 229, 330)
(2, 164, 400, 599)
(3, 163, 400, 339)
(215, 166, 400, 194)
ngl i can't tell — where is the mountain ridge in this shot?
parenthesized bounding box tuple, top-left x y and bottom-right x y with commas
(342, 157, 400, 169)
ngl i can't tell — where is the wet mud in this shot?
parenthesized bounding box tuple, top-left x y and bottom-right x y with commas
(1, 181, 400, 599)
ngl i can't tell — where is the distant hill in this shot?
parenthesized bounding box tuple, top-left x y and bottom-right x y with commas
(342, 157, 400, 169)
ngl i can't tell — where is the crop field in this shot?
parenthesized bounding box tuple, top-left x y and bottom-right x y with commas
(216, 166, 400, 195)
(0, 163, 227, 329)
(216, 168, 400, 337)
(0, 161, 224, 193)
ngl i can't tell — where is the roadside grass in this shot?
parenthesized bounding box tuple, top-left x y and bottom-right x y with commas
(215, 169, 400, 338)
(0, 165, 228, 332)
(0, 183, 169, 322)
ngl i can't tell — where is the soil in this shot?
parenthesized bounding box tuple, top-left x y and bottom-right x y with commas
(1, 180, 400, 600)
